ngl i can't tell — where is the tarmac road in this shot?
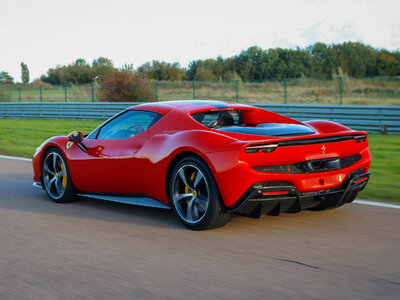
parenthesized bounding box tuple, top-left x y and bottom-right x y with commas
(0, 157, 399, 299)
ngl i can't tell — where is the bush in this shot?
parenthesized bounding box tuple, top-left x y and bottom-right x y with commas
(30, 80, 52, 87)
(194, 66, 217, 81)
(98, 71, 154, 102)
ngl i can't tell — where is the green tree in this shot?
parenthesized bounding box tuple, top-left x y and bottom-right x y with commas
(375, 50, 400, 76)
(92, 57, 116, 82)
(234, 46, 270, 80)
(194, 66, 217, 81)
(121, 64, 134, 72)
(41, 59, 94, 84)
(21, 62, 30, 84)
(333, 42, 377, 77)
(136, 60, 185, 81)
(0, 71, 14, 84)
(267, 48, 312, 79)
(308, 43, 335, 78)
(187, 60, 200, 80)
(73, 58, 89, 66)
(92, 57, 113, 67)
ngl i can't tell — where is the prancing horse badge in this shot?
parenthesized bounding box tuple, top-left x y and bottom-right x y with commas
(321, 145, 326, 154)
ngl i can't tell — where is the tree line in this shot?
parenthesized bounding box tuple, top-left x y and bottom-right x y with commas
(1, 42, 399, 86)
(43, 41, 400, 84)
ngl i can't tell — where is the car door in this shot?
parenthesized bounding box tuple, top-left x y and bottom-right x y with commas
(68, 110, 162, 194)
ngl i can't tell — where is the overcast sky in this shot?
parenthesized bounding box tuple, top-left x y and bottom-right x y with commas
(1, 0, 399, 82)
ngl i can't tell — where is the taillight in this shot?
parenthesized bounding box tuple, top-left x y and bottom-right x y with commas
(245, 144, 278, 154)
(354, 134, 366, 143)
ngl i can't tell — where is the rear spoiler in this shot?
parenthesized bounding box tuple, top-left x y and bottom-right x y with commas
(245, 134, 367, 153)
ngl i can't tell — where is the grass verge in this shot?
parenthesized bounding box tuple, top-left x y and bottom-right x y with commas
(0, 119, 101, 157)
(0, 119, 398, 203)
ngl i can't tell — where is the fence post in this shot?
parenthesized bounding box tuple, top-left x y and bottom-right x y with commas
(64, 85, 67, 102)
(339, 76, 343, 104)
(40, 85, 43, 102)
(192, 81, 196, 100)
(154, 81, 158, 102)
(283, 79, 287, 104)
(18, 87, 21, 102)
(235, 80, 239, 103)
(91, 83, 95, 102)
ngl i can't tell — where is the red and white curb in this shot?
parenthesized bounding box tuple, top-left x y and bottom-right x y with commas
(1, 154, 399, 210)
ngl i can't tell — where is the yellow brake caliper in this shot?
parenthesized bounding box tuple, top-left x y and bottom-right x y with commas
(61, 162, 67, 188)
(185, 171, 197, 204)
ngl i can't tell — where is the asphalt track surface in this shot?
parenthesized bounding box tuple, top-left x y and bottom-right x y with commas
(0, 157, 399, 299)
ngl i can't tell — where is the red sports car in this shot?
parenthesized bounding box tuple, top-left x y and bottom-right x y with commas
(32, 101, 371, 230)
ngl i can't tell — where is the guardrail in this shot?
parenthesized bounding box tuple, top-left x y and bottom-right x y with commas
(1, 102, 399, 134)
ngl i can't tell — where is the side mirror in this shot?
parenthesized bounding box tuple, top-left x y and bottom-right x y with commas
(67, 131, 87, 153)
(68, 131, 84, 143)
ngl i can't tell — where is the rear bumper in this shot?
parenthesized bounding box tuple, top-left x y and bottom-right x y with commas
(227, 172, 370, 218)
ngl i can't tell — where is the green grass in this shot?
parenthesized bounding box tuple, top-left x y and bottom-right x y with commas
(0, 119, 398, 203)
(359, 134, 400, 202)
(0, 119, 102, 157)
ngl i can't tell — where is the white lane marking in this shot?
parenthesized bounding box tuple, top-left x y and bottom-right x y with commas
(0, 155, 32, 162)
(353, 200, 400, 210)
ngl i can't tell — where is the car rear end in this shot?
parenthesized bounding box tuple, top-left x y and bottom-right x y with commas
(211, 132, 370, 218)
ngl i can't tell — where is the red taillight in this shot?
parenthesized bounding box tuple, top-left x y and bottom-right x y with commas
(354, 177, 368, 184)
(262, 190, 289, 196)
(245, 144, 278, 153)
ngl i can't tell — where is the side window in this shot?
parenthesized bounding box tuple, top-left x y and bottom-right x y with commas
(97, 110, 162, 140)
(191, 110, 241, 127)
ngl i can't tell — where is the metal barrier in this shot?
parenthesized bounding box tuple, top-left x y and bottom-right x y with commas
(1, 102, 399, 134)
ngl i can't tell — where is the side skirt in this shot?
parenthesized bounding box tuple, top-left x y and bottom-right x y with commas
(33, 182, 43, 189)
(76, 193, 171, 210)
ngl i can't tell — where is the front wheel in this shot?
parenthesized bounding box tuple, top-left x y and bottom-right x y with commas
(42, 148, 76, 203)
(169, 156, 232, 230)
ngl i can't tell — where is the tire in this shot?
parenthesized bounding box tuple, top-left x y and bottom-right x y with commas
(169, 156, 232, 230)
(42, 148, 76, 203)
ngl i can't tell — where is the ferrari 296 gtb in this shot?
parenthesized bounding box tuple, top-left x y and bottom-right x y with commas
(32, 101, 371, 230)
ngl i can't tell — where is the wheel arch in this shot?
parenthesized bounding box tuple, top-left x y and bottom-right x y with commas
(40, 144, 72, 186)
(164, 151, 225, 207)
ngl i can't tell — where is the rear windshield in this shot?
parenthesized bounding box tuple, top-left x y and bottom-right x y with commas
(192, 110, 241, 128)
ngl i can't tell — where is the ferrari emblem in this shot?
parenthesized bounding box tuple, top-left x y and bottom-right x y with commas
(321, 145, 326, 154)
(66, 141, 73, 149)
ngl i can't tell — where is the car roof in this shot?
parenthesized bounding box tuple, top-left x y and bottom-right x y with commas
(128, 100, 252, 115)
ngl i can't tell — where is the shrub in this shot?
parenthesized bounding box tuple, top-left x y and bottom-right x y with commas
(30, 80, 52, 87)
(194, 66, 217, 81)
(98, 71, 154, 102)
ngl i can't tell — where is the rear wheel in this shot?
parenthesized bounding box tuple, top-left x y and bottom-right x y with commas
(42, 149, 76, 203)
(169, 156, 232, 230)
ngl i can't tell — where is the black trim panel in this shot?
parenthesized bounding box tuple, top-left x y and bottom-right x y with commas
(277, 134, 366, 147)
(76, 192, 171, 209)
(228, 171, 370, 216)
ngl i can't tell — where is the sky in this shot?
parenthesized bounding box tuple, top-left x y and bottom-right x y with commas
(1, 0, 399, 82)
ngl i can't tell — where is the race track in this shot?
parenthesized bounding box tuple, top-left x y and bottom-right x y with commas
(0, 157, 399, 299)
